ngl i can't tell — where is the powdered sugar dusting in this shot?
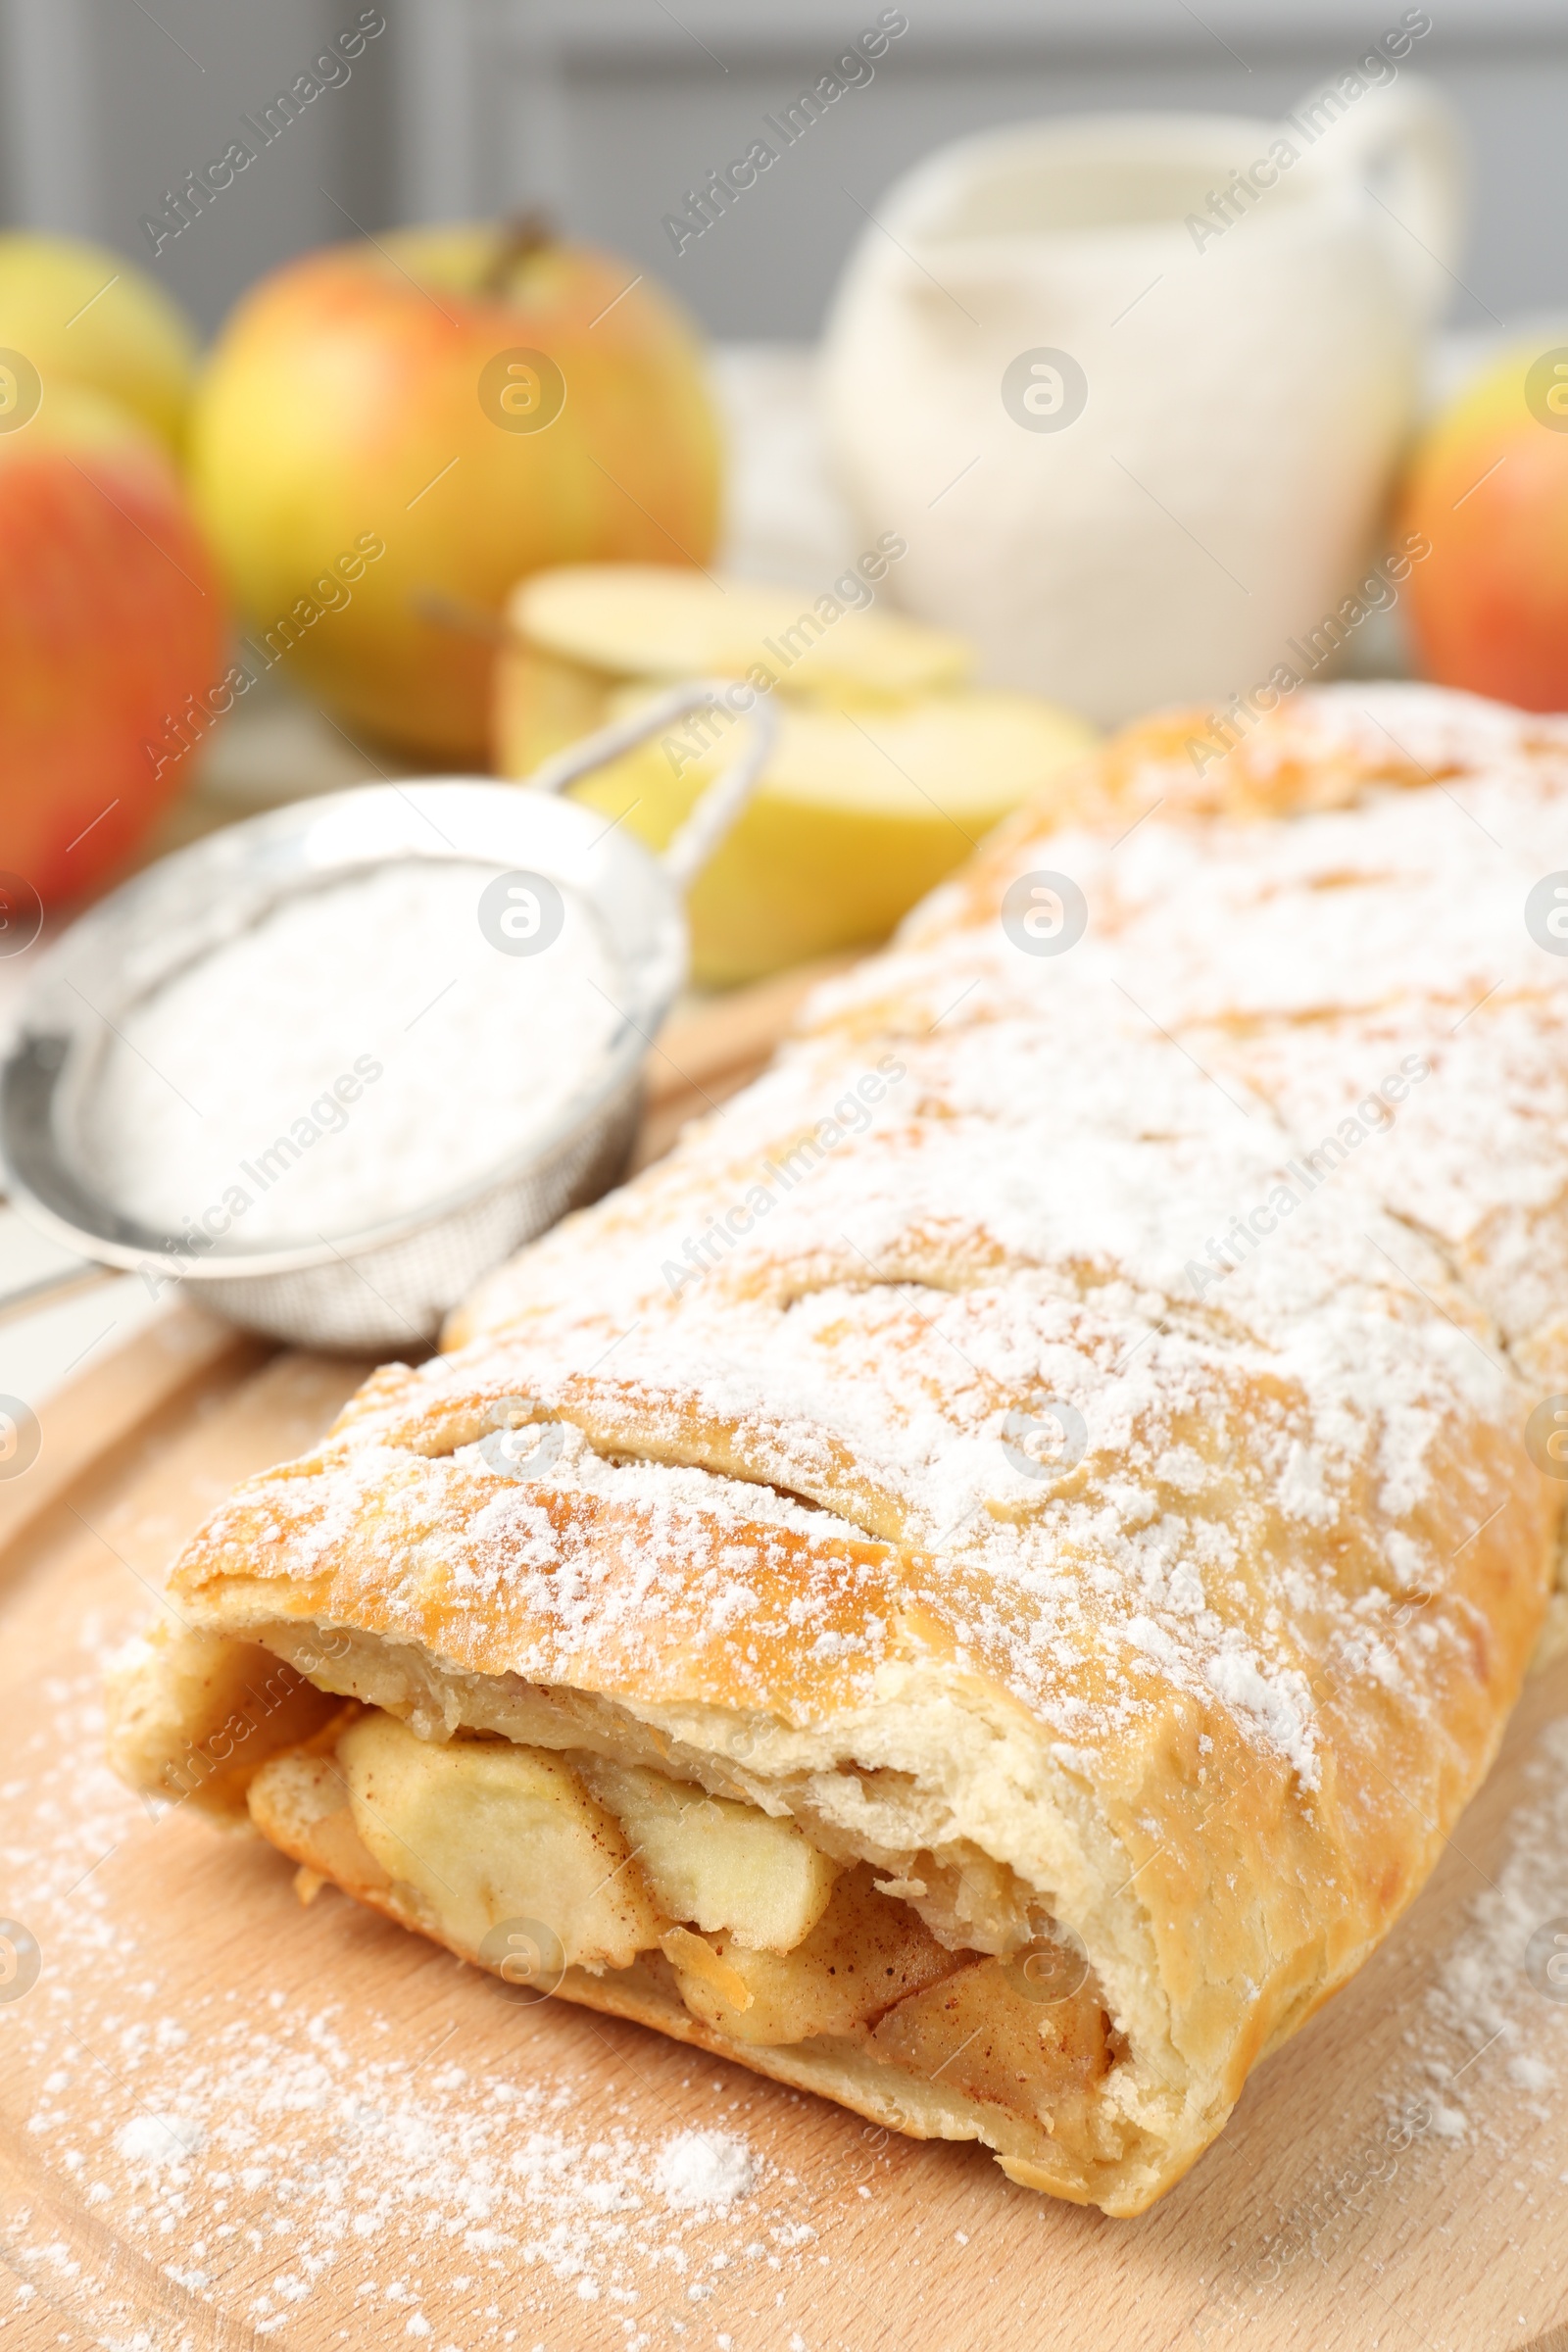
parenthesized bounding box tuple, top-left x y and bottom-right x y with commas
(5, 1658, 829, 2347)
(1396, 1715, 1568, 2136)
(115, 2111, 205, 2164)
(214, 688, 1568, 1818)
(654, 2130, 759, 2209)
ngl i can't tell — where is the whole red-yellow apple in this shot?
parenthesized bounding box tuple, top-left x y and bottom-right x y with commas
(0, 231, 199, 456)
(1399, 341, 1568, 710)
(0, 387, 227, 905)
(187, 222, 722, 760)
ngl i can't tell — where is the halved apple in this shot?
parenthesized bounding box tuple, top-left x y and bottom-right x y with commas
(492, 562, 1097, 982)
(500, 563, 971, 775)
(503, 677, 1097, 983)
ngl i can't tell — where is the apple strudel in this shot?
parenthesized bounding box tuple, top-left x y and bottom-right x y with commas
(109, 682, 1567, 2214)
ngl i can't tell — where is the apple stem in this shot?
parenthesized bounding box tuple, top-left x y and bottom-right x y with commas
(479, 210, 557, 293)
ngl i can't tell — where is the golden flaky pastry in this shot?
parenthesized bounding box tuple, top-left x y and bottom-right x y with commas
(109, 683, 1568, 2216)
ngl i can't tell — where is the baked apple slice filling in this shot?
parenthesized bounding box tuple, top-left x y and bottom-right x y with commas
(244, 1705, 1118, 2141)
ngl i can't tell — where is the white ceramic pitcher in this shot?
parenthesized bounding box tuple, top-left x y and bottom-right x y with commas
(818, 83, 1465, 722)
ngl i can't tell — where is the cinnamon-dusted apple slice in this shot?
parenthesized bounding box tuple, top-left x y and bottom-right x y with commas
(106, 1620, 341, 1824)
(247, 1744, 391, 1905)
(581, 1757, 841, 1953)
(668, 1864, 965, 2046)
(868, 1953, 1113, 2124)
(334, 1712, 662, 1970)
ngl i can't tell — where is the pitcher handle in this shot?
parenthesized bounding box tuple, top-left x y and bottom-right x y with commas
(1311, 74, 1467, 326)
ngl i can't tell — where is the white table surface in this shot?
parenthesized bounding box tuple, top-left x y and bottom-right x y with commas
(0, 330, 1516, 1412)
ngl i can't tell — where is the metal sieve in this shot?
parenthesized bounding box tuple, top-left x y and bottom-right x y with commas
(0, 681, 774, 1355)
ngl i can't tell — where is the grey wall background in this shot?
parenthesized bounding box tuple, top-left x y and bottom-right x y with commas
(1, 0, 1564, 342)
(0, 0, 396, 330)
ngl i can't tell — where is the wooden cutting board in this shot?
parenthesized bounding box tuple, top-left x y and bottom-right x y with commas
(2, 971, 1567, 2352)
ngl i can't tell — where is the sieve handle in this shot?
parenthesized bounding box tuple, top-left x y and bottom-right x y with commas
(523, 679, 777, 894)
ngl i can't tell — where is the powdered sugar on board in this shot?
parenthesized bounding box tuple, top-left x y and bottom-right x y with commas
(11, 1631, 1568, 2346)
(654, 2131, 760, 2211)
(1, 1651, 840, 2350)
(9, 947, 1568, 2346)
(1393, 1714, 1568, 2145)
